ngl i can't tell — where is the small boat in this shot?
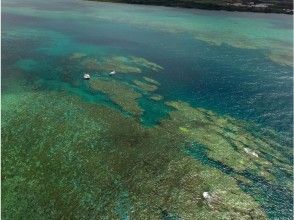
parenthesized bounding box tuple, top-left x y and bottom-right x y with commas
(109, 70, 116, 75)
(83, 73, 90, 80)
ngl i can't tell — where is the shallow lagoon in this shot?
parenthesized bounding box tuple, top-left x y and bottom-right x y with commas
(1, 0, 293, 219)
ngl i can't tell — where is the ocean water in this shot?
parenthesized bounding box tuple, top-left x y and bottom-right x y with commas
(1, 0, 293, 219)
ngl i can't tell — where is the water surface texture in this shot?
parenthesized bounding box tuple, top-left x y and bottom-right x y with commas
(2, 0, 293, 219)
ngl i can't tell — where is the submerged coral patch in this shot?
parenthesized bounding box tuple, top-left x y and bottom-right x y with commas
(69, 52, 87, 60)
(69, 53, 163, 74)
(143, 76, 161, 86)
(162, 101, 292, 181)
(268, 50, 293, 67)
(16, 59, 39, 72)
(133, 79, 158, 92)
(89, 77, 143, 116)
(150, 94, 164, 101)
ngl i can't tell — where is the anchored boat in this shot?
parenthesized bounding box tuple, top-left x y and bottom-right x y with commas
(109, 70, 116, 75)
(83, 73, 90, 80)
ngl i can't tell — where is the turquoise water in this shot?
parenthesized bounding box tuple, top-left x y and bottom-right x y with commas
(2, 0, 293, 219)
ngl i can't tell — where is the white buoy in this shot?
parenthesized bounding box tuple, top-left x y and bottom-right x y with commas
(83, 73, 90, 80)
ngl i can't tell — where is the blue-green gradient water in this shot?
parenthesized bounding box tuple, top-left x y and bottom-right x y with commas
(2, 0, 293, 219)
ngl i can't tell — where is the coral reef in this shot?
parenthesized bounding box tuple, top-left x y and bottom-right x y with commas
(2, 53, 292, 220)
(2, 89, 267, 219)
(2, 2, 293, 218)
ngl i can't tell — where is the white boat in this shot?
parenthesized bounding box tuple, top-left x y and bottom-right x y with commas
(109, 70, 116, 75)
(83, 73, 90, 80)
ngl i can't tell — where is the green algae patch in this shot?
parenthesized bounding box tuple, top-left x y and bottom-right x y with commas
(163, 101, 292, 181)
(2, 89, 267, 219)
(133, 79, 158, 92)
(150, 94, 164, 101)
(70, 53, 163, 74)
(89, 78, 143, 115)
